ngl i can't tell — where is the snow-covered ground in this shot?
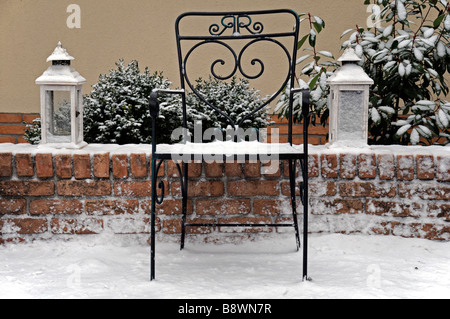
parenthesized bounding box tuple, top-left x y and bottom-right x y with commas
(1, 233, 449, 299)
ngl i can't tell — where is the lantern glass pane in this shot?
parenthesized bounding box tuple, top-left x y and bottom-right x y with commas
(338, 90, 364, 141)
(45, 90, 71, 143)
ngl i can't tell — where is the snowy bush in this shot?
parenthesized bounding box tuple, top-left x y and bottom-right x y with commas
(24, 118, 41, 145)
(277, 0, 450, 145)
(83, 60, 182, 144)
(186, 76, 271, 137)
(25, 62, 270, 145)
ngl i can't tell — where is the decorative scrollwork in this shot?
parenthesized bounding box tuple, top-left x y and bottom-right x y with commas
(155, 159, 165, 205)
(183, 37, 292, 128)
(209, 14, 264, 36)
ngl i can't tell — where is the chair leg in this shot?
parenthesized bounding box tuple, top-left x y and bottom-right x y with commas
(302, 159, 309, 281)
(150, 157, 157, 281)
(288, 159, 301, 251)
(180, 162, 189, 250)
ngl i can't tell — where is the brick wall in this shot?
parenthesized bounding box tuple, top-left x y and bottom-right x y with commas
(0, 146, 448, 244)
(0, 113, 40, 144)
(0, 113, 328, 146)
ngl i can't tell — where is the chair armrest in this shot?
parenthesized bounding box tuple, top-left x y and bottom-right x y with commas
(149, 91, 160, 119)
(149, 89, 185, 118)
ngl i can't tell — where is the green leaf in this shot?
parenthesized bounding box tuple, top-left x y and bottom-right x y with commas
(297, 34, 308, 50)
(433, 14, 445, 28)
(313, 21, 323, 33)
(309, 73, 321, 90)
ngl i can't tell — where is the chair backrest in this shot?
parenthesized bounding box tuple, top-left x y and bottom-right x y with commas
(175, 10, 301, 133)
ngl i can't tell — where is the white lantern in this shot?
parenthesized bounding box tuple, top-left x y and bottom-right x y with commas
(35, 42, 87, 149)
(327, 46, 374, 147)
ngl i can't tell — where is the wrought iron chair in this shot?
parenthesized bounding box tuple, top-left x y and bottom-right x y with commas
(149, 9, 310, 281)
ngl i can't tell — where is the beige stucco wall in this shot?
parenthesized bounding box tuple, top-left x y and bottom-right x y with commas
(0, 0, 368, 113)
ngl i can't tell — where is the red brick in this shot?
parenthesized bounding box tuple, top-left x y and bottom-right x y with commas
(15, 153, 34, 177)
(0, 113, 22, 123)
(30, 200, 83, 215)
(0, 199, 26, 215)
(398, 183, 450, 200)
(130, 153, 148, 178)
(225, 162, 243, 177)
(171, 180, 224, 197)
(308, 154, 319, 177)
(366, 199, 421, 218)
(280, 181, 300, 196)
(85, 199, 139, 215)
(196, 199, 251, 215)
(0, 136, 16, 143)
(0, 125, 26, 135)
(1, 218, 48, 234)
(217, 217, 273, 233)
(378, 154, 395, 180)
(339, 182, 396, 198)
(162, 218, 213, 234)
(244, 161, 261, 178)
(204, 162, 224, 177)
(112, 154, 128, 178)
(227, 180, 279, 196)
(23, 114, 40, 124)
(114, 180, 153, 197)
(57, 180, 111, 196)
(397, 155, 414, 181)
(55, 154, 72, 179)
(261, 160, 281, 177)
(51, 218, 103, 234)
(340, 154, 356, 179)
(308, 180, 337, 197)
(408, 223, 450, 241)
(0, 153, 12, 177)
(73, 154, 91, 179)
(436, 156, 450, 181)
(254, 199, 282, 215)
(321, 154, 338, 178)
(427, 203, 450, 221)
(35, 153, 53, 178)
(16, 136, 28, 144)
(358, 153, 377, 179)
(167, 161, 202, 178)
(310, 198, 363, 215)
(93, 153, 110, 178)
(416, 155, 435, 180)
(0, 181, 54, 196)
(141, 199, 193, 215)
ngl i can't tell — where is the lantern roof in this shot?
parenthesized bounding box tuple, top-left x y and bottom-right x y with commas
(46, 41, 75, 62)
(36, 42, 86, 85)
(327, 47, 373, 85)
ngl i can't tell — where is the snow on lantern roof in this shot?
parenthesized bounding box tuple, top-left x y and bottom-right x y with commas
(46, 41, 75, 62)
(36, 42, 86, 85)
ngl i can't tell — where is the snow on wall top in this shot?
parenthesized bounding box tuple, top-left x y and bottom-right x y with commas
(0, 142, 448, 157)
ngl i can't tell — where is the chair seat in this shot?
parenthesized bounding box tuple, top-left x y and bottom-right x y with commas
(155, 141, 305, 161)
